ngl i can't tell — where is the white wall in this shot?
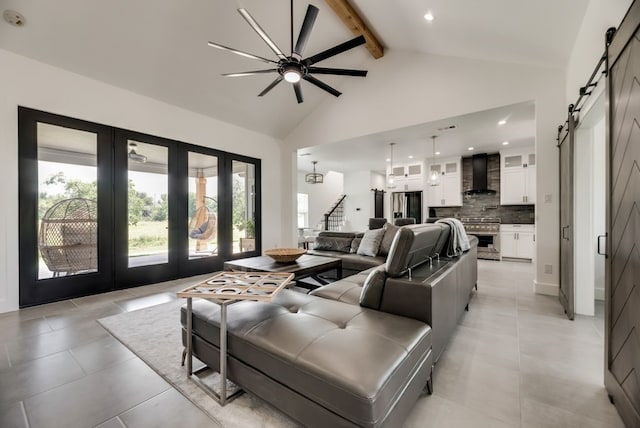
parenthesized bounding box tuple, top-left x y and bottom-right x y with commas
(297, 171, 344, 229)
(343, 171, 373, 232)
(566, 0, 632, 104)
(575, 123, 595, 315)
(593, 116, 606, 301)
(283, 49, 565, 295)
(0, 49, 284, 313)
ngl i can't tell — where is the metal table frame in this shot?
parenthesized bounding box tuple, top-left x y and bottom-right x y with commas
(185, 297, 243, 406)
(180, 271, 293, 406)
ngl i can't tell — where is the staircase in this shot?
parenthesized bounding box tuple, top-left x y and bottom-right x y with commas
(322, 195, 346, 231)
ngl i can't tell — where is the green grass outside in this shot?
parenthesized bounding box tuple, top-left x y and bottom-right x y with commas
(128, 221, 245, 256)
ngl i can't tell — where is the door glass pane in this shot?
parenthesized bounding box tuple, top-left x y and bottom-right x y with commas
(528, 153, 536, 166)
(127, 141, 168, 267)
(392, 166, 405, 176)
(188, 152, 218, 259)
(445, 162, 457, 174)
(232, 161, 256, 253)
(504, 155, 523, 168)
(408, 164, 421, 175)
(37, 123, 98, 280)
(430, 164, 441, 174)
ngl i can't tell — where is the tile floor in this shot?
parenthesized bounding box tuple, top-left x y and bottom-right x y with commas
(0, 261, 624, 427)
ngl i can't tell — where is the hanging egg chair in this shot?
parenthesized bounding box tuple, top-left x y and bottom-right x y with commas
(39, 198, 98, 277)
(189, 204, 217, 241)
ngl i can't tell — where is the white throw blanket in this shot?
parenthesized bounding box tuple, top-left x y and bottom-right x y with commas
(436, 218, 471, 257)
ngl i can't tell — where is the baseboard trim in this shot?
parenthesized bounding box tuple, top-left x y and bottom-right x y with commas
(594, 287, 605, 301)
(534, 280, 559, 296)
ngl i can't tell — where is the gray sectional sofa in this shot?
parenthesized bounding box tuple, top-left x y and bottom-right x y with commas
(180, 223, 477, 427)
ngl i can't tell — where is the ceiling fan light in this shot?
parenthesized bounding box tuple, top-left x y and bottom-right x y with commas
(128, 142, 147, 163)
(128, 149, 147, 163)
(284, 70, 301, 83)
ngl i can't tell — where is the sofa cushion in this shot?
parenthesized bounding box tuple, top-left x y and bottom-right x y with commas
(360, 267, 387, 310)
(313, 236, 353, 253)
(310, 268, 372, 304)
(182, 291, 432, 427)
(378, 223, 399, 257)
(340, 254, 386, 272)
(357, 228, 385, 256)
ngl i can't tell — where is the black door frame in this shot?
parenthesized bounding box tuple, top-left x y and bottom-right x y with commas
(112, 128, 180, 288)
(18, 107, 115, 306)
(18, 107, 262, 306)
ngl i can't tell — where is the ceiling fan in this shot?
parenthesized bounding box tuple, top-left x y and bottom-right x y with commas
(208, 0, 368, 103)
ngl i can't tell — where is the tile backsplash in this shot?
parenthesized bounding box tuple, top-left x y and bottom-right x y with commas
(432, 154, 535, 224)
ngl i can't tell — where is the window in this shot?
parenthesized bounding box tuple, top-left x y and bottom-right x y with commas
(297, 193, 309, 229)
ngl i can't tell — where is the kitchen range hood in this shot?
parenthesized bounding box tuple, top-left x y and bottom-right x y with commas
(465, 154, 497, 195)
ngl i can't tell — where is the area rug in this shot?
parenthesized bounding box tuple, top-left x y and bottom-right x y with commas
(98, 300, 299, 428)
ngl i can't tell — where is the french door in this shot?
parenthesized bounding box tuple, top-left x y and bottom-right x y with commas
(113, 129, 180, 287)
(18, 108, 260, 307)
(18, 109, 115, 306)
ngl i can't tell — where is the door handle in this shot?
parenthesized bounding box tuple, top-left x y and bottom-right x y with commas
(562, 226, 570, 240)
(597, 234, 607, 257)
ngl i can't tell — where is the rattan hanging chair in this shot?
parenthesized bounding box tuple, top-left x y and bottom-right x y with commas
(189, 205, 217, 241)
(39, 198, 98, 277)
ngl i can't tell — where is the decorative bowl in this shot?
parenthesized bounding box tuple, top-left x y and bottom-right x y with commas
(264, 248, 306, 263)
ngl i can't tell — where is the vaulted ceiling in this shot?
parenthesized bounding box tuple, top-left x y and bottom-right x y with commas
(0, 0, 589, 140)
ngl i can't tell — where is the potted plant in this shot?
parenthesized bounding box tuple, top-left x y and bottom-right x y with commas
(238, 219, 256, 251)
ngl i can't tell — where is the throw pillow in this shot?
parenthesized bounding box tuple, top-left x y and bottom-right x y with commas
(360, 267, 386, 309)
(378, 223, 399, 257)
(357, 228, 385, 257)
(350, 237, 362, 253)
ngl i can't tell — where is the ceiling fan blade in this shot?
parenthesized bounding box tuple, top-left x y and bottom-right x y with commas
(303, 35, 366, 66)
(238, 8, 287, 60)
(222, 69, 278, 77)
(307, 67, 368, 77)
(207, 42, 277, 64)
(303, 75, 342, 97)
(294, 5, 319, 57)
(293, 82, 304, 104)
(258, 76, 284, 97)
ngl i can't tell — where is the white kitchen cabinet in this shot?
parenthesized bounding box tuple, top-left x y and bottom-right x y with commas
(388, 163, 423, 191)
(501, 224, 535, 260)
(500, 149, 536, 205)
(427, 157, 462, 207)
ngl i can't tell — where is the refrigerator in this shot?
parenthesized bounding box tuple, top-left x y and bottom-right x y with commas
(392, 191, 422, 224)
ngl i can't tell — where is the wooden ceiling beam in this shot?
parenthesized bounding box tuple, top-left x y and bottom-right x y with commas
(324, 0, 384, 59)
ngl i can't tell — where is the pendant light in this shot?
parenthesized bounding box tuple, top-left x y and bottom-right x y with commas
(387, 143, 396, 189)
(305, 161, 324, 184)
(428, 136, 440, 186)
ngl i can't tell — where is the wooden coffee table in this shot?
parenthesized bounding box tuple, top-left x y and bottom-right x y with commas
(224, 254, 342, 289)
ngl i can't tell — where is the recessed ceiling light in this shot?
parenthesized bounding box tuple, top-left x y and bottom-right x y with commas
(498, 119, 507, 126)
(502, 141, 509, 145)
(3, 10, 25, 27)
(468, 147, 474, 151)
(386, 158, 391, 162)
(435, 151, 440, 155)
(424, 12, 434, 22)
(408, 155, 413, 159)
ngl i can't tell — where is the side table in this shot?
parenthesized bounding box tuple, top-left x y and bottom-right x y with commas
(177, 271, 293, 406)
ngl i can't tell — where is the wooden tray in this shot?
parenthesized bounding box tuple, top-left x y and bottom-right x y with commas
(176, 271, 293, 301)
